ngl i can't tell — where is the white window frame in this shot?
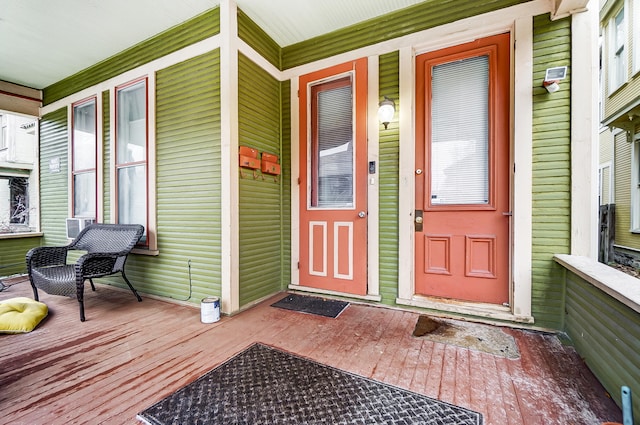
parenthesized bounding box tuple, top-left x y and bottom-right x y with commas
(608, 5, 627, 93)
(598, 161, 613, 205)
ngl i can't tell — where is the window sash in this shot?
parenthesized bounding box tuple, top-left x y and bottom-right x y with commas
(115, 78, 148, 242)
(72, 97, 97, 219)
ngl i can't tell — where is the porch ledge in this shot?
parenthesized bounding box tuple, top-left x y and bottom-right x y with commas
(554, 254, 640, 314)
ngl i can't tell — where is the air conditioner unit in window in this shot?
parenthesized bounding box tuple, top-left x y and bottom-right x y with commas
(66, 218, 95, 239)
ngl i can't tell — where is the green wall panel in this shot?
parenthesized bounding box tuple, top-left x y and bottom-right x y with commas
(378, 51, 400, 305)
(120, 50, 222, 303)
(238, 53, 284, 306)
(565, 270, 640, 421)
(0, 237, 41, 276)
(282, 0, 527, 69)
(531, 14, 572, 330)
(238, 9, 281, 70)
(43, 8, 220, 105)
(281, 80, 292, 289)
(39, 108, 70, 246)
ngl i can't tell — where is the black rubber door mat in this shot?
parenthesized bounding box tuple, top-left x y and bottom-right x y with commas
(138, 343, 483, 425)
(270, 293, 348, 318)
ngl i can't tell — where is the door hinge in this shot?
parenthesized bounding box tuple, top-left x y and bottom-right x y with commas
(297, 177, 301, 185)
(297, 262, 300, 269)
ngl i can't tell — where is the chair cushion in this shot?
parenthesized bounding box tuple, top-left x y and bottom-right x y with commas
(0, 297, 48, 334)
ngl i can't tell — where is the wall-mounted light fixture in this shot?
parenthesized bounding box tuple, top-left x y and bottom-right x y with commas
(378, 97, 396, 129)
(542, 66, 567, 94)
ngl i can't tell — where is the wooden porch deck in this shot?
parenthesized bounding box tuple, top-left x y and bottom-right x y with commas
(0, 278, 622, 424)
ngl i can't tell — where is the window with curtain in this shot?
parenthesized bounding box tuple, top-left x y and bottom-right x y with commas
(72, 97, 97, 218)
(310, 76, 354, 208)
(116, 78, 147, 243)
(430, 55, 489, 205)
(609, 7, 626, 93)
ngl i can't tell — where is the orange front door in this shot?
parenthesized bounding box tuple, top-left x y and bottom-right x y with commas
(415, 34, 510, 305)
(298, 59, 368, 295)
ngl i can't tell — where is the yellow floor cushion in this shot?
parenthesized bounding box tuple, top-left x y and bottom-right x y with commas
(0, 297, 48, 334)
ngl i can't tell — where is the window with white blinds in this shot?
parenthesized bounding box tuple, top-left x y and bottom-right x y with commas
(430, 55, 489, 205)
(312, 77, 354, 208)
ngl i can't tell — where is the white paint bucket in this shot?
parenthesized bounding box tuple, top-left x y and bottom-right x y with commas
(201, 297, 220, 323)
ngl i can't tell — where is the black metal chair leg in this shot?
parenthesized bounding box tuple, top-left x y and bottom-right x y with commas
(89, 278, 96, 291)
(122, 272, 142, 302)
(79, 299, 86, 322)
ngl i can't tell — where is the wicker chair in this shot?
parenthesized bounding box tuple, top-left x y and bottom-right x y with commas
(26, 223, 144, 322)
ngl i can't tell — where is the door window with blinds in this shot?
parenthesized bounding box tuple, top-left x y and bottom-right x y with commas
(430, 55, 489, 206)
(310, 76, 354, 208)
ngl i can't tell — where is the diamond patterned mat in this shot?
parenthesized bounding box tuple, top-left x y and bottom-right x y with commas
(138, 343, 483, 425)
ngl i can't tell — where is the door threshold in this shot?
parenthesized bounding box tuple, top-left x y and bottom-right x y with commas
(288, 284, 382, 302)
(396, 295, 534, 324)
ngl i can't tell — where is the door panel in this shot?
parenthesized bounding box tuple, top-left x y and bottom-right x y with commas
(299, 59, 368, 295)
(415, 33, 510, 305)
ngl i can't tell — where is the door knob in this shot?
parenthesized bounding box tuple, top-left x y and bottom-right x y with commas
(415, 216, 423, 224)
(358, 211, 366, 218)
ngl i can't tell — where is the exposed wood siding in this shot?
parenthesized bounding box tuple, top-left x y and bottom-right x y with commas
(565, 270, 640, 421)
(378, 51, 400, 305)
(531, 14, 571, 329)
(238, 9, 281, 70)
(39, 108, 70, 246)
(117, 50, 223, 302)
(281, 0, 527, 69)
(43, 8, 220, 105)
(238, 53, 284, 306)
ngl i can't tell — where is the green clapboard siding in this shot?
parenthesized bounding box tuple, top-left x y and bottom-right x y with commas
(238, 53, 283, 307)
(0, 237, 41, 276)
(238, 9, 281, 70)
(378, 51, 400, 305)
(531, 14, 571, 329)
(40, 108, 70, 246)
(43, 8, 220, 105)
(281, 80, 292, 288)
(613, 130, 640, 249)
(282, 0, 527, 69)
(112, 50, 222, 302)
(565, 270, 640, 421)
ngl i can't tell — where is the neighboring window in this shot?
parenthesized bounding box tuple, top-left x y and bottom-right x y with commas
(634, 0, 640, 74)
(115, 78, 148, 244)
(0, 115, 6, 150)
(599, 162, 612, 206)
(72, 97, 97, 219)
(310, 76, 354, 208)
(609, 7, 627, 93)
(0, 176, 31, 233)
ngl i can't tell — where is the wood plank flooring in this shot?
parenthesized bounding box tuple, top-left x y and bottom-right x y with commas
(0, 279, 622, 424)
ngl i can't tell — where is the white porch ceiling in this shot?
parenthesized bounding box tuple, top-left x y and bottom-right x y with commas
(0, 0, 429, 90)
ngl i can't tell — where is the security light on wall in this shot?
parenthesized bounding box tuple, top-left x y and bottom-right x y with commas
(542, 66, 567, 93)
(378, 97, 396, 129)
